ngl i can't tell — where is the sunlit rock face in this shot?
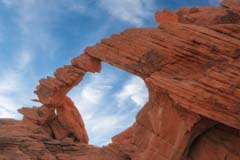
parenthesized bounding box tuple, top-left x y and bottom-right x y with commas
(0, 0, 240, 159)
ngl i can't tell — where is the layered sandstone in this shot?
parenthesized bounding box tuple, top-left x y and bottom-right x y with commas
(0, 0, 239, 159)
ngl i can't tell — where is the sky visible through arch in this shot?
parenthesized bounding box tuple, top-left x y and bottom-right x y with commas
(0, 0, 221, 146)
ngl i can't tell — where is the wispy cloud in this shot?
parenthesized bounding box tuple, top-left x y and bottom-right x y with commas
(69, 70, 118, 145)
(70, 72, 116, 113)
(0, 71, 20, 94)
(0, 50, 32, 93)
(98, 0, 156, 26)
(89, 114, 127, 145)
(0, 97, 19, 118)
(1, 0, 89, 58)
(116, 76, 148, 107)
(0, 51, 33, 119)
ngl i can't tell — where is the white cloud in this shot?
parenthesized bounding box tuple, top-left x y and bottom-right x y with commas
(0, 51, 32, 93)
(1, 0, 89, 15)
(88, 114, 127, 146)
(69, 72, 118, 145)
(116, 76, 148, 107)
(17, 5, 58, 55)
(0, 96, 19, 118)
(0, 51, 32, 119)
(90, 115, 124, 132)
(0, 71, 20, 94)
(1, 0, 65, 58)
(70, 73, 116, 114)
(98, 0, 156, 26)
(0, 0, 97, 60)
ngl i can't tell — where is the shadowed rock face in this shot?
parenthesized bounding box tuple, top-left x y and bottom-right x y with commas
(0, 0, 240, 159)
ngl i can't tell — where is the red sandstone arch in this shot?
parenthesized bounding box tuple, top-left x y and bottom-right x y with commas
(35, 25, 240, 129)
(19, 0, 240, 159)
(31, 26, 240, 159)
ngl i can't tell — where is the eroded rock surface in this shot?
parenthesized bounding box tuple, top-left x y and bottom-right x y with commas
(0, 0, 239, 159)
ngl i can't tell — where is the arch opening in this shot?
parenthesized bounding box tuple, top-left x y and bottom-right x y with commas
(68, 62, 149, 146)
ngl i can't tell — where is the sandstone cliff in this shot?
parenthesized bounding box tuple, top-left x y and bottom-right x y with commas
(0, 0, 239, 159)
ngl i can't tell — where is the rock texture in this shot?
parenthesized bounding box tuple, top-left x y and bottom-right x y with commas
(19, 96, 89, 143)
(0, 0, 240, 159)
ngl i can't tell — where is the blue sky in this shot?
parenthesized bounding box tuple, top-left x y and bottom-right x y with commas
(0, 0, 220, 146)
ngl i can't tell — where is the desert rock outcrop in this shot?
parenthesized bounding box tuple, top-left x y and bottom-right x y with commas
(0, 0, 239, 159)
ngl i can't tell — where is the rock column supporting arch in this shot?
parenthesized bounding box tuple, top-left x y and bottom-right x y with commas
(111, 82, 217, 160)
(30, 54, 102, 143)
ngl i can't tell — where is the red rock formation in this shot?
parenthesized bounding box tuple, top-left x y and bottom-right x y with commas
(156, 0, 240, 26)
(19, 96, 89, 144)
(56, 96, 89, 143)
(155, 9, 178, 24)
(0, 0, 240, 159)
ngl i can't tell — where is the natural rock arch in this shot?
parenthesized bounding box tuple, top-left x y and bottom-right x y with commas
(2, 0, 240, 159)
(26, 50, 218, 159)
